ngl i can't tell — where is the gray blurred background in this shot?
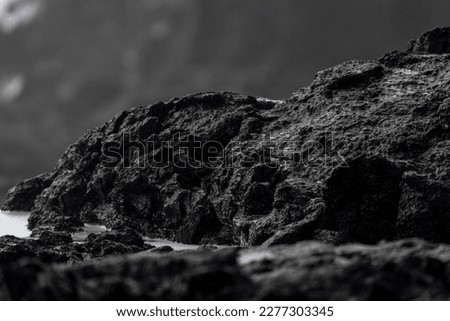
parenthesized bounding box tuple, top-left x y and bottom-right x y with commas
(0, 0, 449, 203)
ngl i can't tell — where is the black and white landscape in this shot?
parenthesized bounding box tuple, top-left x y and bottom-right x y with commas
(1, 1, 450, 301)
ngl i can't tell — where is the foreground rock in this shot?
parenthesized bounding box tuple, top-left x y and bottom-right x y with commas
(0, 239, 449, 300)
(0, 229, 150, 264)
(3, 28, 450, 246)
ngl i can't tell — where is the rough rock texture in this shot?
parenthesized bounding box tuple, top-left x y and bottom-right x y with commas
(3, 28, 450, 247)
(2, 173, 53, 212)
(0, 230, 150, 265)
(4, 0, 444, 206)
(1, 239, 450, 300)
(408, 27, 450, 54)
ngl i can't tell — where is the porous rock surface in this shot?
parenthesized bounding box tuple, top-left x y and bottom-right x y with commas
(3, 28, 450, 247)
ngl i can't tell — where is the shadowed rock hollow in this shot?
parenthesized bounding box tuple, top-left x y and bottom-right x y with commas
(3, 28, 450, 248)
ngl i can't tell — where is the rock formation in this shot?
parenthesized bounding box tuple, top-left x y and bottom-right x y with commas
(1, 28, 450, 300)
(4, 28, 450, 247)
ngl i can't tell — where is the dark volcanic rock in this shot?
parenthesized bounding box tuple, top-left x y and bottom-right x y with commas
(85, 229, 144, 248)
(408, 27, 450, 54)
(3, 28, 450, 246)
(1, 239, 450, 300)
(2, 173, 53, 212)
(82, 229, 148, 259)
(0, 230, 148, 265)
(37, 230, 73, 246)
(150, 246, 174, 253)
(0, 236, 73, 264)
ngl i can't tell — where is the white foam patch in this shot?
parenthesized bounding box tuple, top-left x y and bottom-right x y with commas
(143, 238, 200, 251)
(72, 223, 109, 242)
(0, 210, 225, 253)
(0, 210, 110, 241)
(0, 211, 31, 238)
